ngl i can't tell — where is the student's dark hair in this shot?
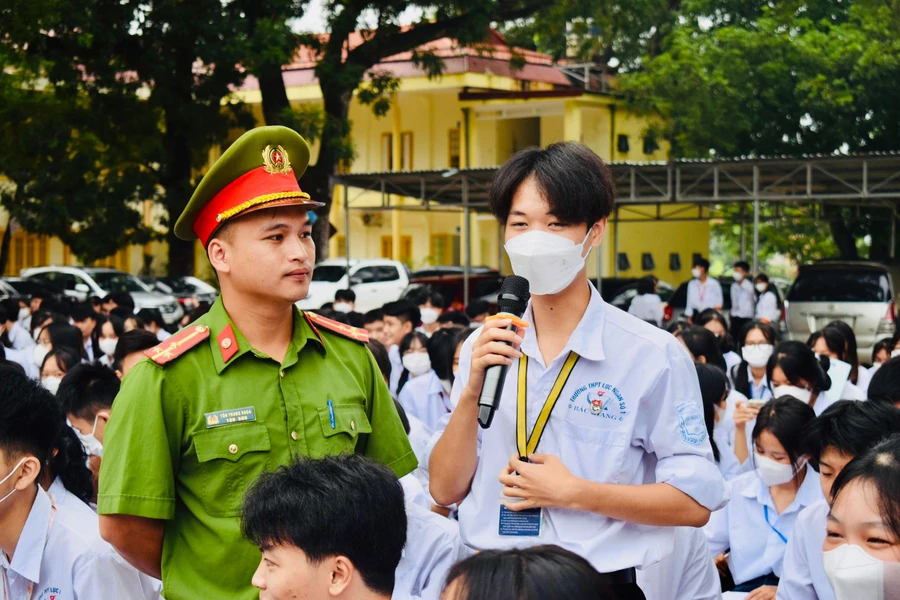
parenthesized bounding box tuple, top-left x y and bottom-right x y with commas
(734, 260, 751, 272)
(428, 328, 461, 382)
(0, 299, 14, 323)
(188, 303, 212, 323)
(136, 308, 166, 330)
(241, 454, 406, 596)
(752, 397, 817, 472)
(41, 347, 81, 376)
(392, 399, 411, 435)
(874, 337, 893, 363)
(334, 289, 356, 303)
(665, 319, 690, 336)
(107, 291, 135, 311)
(695, 309, 734, 354)
(43, 323, 85, 357)
(382, 300, 421, 327)
(488, 142, 616, 227)
(89, 296, 103, 307)
(57, 363, 121, 420)
(0, 370, 62, 477)
(70, 302, 98, 324)
(110, 307, 136, 324)
(693, 256, 710, 270)
(419, 288, 446, 309)
(464, 300, 491, 320)
(636, 276, 655, 296)
(112, 329, 159, 370)
(363, 309, 384, 325)
(695, 363, 728, 463)
(397, 331, 430, 394)
(830, 433, 900, 543)
(731, 320, 779, 397)
(803, 400, 900, 470)
(677, 325, 726, 372)
(826, 320, 860, 384)
(103, 313, 126, 338)
(31, 310, 65, 336)
(0, 360, 24, 376)
(807, 326, 850, 366)
(868, 356, 900, 406)
(50, 425, 94, 504)
(367, 339, 392, 385)
(767, 341, 831, 395)
(437, 311, 470, 328)
(442, 545, 615, 600)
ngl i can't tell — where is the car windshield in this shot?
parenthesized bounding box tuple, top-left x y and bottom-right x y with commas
(312, 266, 347, 283)
(91, 272, 150, 293)
(788, 270, 890, 302)
(160, 278, 201, 294)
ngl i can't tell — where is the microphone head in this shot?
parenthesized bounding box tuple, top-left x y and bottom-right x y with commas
(497, 275, 530, 318)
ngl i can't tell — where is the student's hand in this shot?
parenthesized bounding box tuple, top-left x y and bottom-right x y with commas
(733, 400, 760, 431)
(746, 585, 777, 600)
(498, 454, 579, 511)
(714, 553, 730, 578)
(463, 319, 524, 401)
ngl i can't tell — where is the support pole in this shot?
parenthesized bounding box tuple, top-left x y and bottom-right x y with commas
(739, 203, 746, 260)
(462, 176, 471, 304)
(343, 183, 351, 272)
(752, 166, 760, 273)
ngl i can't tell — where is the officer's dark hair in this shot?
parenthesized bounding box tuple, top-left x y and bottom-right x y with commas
(695, 309, 734, 354)
(826, 320, 861, 385)
(767, 341, 831, 395)
(43, 323, 85, 357)
(693, 256, 710, 270)
(752, 397, 817, 473)
(71, 302, 98, 324)
(734, 261, 751, 272)
(334, 289, 356, 303)
(112, 329, 159, 371)
(419, 289, 446, 309)
(428, 328, 461, 382)
(362, 309, 384, 326)
(41, 347, 81, 377)
(488, 142, 615, 228)
(464, 300, 491, 320)
(397, 331, 431, 394)
(830, 433, 900, 543)
(874, 337, 893, 363)
(731, 320, 779, 398)
(241, 454, 406, 596)
(676, 325, 726, 372)
(366, 339, 392, 385)
(443, 545, 614, 600)
(696, 363, 727, 463)
(103, 313, 126, 338)
(136, 308, 166, 330)
(437, 311, 470, 329)
(382, 300, 421, 327)
(0, 370, 61, 477)
(636, 276, 655, 296)
(803, 400, 900, 470)
(58, 363, 121, 420)
(392, 399, 411, 435)
(869, 356, 900, 407)
(50, 424, 94, 505)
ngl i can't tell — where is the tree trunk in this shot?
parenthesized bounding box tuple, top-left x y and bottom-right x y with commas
(828, 212, 859, 260)
(246, 0, 291, 127)
(0, 215, 12, 276)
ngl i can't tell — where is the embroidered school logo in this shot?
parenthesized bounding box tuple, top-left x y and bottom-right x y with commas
(677, 400, 708, 447)
(568, 382, 627, 422)
(38, 588, 61, 600)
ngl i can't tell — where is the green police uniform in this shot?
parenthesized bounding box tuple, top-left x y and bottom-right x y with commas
(97, 126, 417, 599)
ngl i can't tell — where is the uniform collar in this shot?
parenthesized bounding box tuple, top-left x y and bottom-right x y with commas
(520, 281, 606, 363)
(205, 297, 323, 374)
(5, 486, 51, 584)
(742, 464, 821, 512)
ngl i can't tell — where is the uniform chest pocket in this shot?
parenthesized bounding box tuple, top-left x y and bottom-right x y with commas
(193, 422, 272, 517)
(559, 417, 629, 446)
(316, 403, 372, 457)
(557, 417, 629, 483)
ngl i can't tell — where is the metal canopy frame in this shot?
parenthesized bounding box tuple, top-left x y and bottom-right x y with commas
(332, 152, 900, 300)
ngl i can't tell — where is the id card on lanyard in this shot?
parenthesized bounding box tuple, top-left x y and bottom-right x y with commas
(499, 351, 580, 538)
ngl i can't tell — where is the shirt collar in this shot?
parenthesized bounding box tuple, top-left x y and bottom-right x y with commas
(205, 297, 323, 374)
(6, 486, 52, 584)
(520, 281, 606, 363)
(742, 464, 821, 511)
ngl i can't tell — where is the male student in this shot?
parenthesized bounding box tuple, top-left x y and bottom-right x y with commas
(428, 142, 726, 599)
(415, 290, 445, 338)
(685, 257, 723, 320)
(730, 261, 756, 340)
(112, 329, 160, 379)
(363, 310, 387, 346)
(464, 300, 490, 325)
(776, 400, 900, 600)
(58, 363, 121, 457)
(382, 300, 421, 394)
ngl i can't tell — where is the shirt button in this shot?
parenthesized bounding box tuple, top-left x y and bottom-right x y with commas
(291, 431, 298, 441)
(350, 420, 356, 431)
(280, 371, 285, 378)
(221, 338, 233, 350)
(228, 443, 238, 454)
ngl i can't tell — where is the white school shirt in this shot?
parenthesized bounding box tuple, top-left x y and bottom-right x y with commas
(7, 322, 35, 351)
(756, 291, 780, 323)
(777, 499, 833, 600)
(389, 344, 403, 395)
(156, 329, 172, 342)
(426, 283, 728, 572)
(628, 293, 664, 326)
(48, 477, 92, 515)
(83, 339, 95, 362)
(704, 466, 823, 585)
(745, 368, 773, 402)
(2, 346, 40, 380)
(857, 365, 873, 395)
(730, 279, 757, 320)
(1, 487, 154, 600)
(398, 370, 452, 432)
(685, 278, 724, 317)
(638, 526, 722, 600)
(724, 351, 742, 376)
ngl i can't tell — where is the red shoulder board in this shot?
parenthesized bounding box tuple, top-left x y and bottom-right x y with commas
(143, 325, 211, 365)
(304, 312, 369, 344)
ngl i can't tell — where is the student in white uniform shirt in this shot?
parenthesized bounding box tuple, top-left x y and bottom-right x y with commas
(754, 274, 780, 323)
(428, 143, 727, 599)
(1, 300, 34, 351)
(730, 261, 756, 340)
(705, 397, 823, 598)
(137, 308, 173, 343)
(685, 257, 724, 321)
(71, 304, 100, 363)
(824, 320, 870, 393)
(638, 525, 722, 600)
(0, 370, 153, 600)
(627, 276, 664, 326)
(396, 331, 454, 432)
(807, 328, 867, 402)
(777, 400, 900, 600)
(731, 321, 778, 404)
(872, 338, 892, 366)
(382, 301, 421, 395)
(697, 363, 743, 480)
(696, 308, 743, 375)
(414, 289, 445, 339)
(96, 313, 123, 370)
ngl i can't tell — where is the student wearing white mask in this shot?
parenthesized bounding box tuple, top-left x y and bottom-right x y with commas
(332, 288, 356, 314)
(705, 397, 822, 598)
(731, 321, 778, 404)
(778, 400, 900, 600)
(822, 433, 900, 600)
(730, 261, 756, 339)
(428, 143, 726, 599)
(808, 327, 867, 401)
(826, 320, 871, 393)
(685, 257, 723, 321)
(415, 289, 446, 339)
(59, 363, 120, 461)
(755, 274, 780, 323)
(97, 313, 124, 369)
(0, 299, 34, 351)
(871, 338, 891, 367)
(39, 348, 80, 396)
(397, 331, 453, 432)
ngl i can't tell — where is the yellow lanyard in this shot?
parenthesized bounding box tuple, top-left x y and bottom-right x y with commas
(516, 351, 580, 459)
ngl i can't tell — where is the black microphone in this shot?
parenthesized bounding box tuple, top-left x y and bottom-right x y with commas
(477, 275, 530, 428)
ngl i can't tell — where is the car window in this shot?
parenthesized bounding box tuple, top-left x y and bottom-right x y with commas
(788, 269, 891, 302)
(90, 272, 150, 293)
(375, 266, 400, 282)
(356, 266, 400, 284)
(312, 265, 347, 283)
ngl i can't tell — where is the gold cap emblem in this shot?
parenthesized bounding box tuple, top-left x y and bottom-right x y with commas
(262, 145, 291, 174)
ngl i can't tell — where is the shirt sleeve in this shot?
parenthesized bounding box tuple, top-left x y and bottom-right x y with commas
(74, 552, 152, 599)
(685, 281, 697, 317)
(97, 361, 181, 520)
(680, 527, 723, 600)
(712, 280, 724, 309)
(777, 520, 818, 600)
(703, 497, 730, 556)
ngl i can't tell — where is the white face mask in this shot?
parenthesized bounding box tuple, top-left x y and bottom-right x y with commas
(505, 229, 592, 296)
(734, 272, 745, 282)
(691, 267, 703, 279)
(742, 343, 774, 368)
(41, 376, 62, 395)
(755, 452, 804, 487)
(402, 352, 432, 377)
(33, 343, 50, 368)
(0, 458, 27, 504)
(773, 384, 812, 404)
(75, 414, 105, 457)
(756, 282, 768, 293)
(332, 302, 352, 314)
(18, 307, 30, 321)
(99, 337, 118, 358)
(419, 307, 440, 325)
(823, 544, 900, 600)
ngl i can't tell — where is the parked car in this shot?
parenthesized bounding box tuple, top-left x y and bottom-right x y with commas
(297, 259, 411, 313)
(1, 277, 73, 306)
(146, 276, 219, 312)
(784, 261, 897, 364)
(21, 266, 184, 325)
(402, 270, 504, 312)
(608, 280, 676, 312)
(664, 276, 786, 332)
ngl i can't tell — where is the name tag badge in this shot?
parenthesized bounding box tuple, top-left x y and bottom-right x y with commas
(205, 407, 256, 428)
(498, 499, 543, 537)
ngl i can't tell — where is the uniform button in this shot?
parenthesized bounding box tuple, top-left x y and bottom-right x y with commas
(350, 420, 356, 431)
(228, 443, 239, 454)
(291, 431, 298, 441)
(221, 338, 233, 350)
(280, 371, 285, 378)
(196, 326, 208, 333)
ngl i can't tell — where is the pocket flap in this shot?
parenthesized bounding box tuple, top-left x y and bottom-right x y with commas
(194, 422, 271, 463)
(318, 404, 372, 438)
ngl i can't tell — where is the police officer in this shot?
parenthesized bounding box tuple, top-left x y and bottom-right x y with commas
(97, 126, 417, 599)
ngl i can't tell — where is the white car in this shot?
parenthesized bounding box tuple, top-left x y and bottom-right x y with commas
(22, 266, 185, 325)
(297, 259, 411, 313)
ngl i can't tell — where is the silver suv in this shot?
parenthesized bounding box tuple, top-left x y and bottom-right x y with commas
(784, 261, 896, 363)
